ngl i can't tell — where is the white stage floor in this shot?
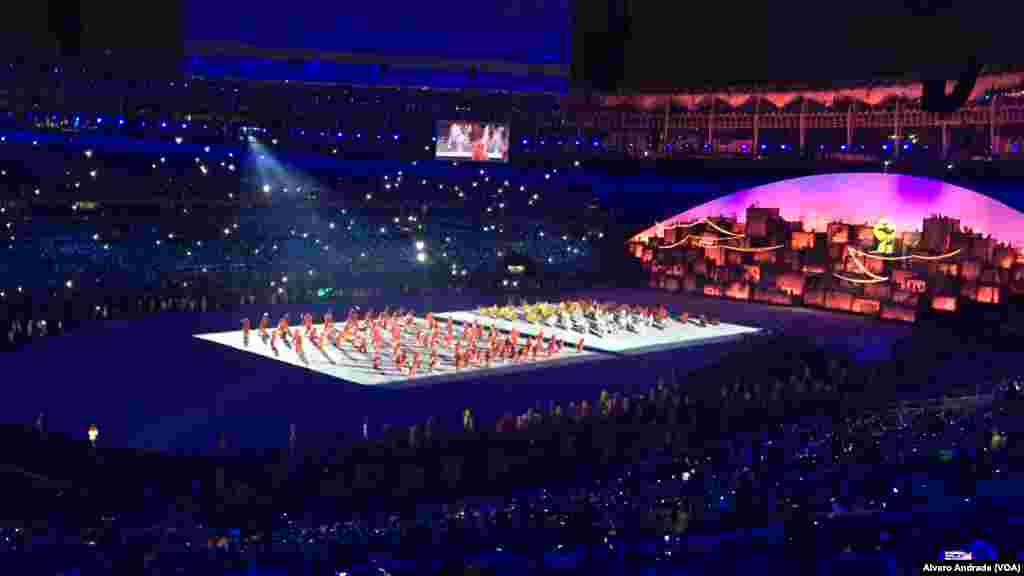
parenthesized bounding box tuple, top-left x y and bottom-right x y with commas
(434, 309, 763, 355)
(195, 308, 763, 386)
(195, 317, 606, 387)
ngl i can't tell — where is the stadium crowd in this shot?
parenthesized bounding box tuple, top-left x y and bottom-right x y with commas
(1, 333, 1020, 574)
(3, 62, 1024, 576)
(0, 133, 614, 352)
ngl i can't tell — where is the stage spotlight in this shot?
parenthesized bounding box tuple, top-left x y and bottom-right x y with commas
(415, 241, 425, 251)
(175, 137, 183, 144)
(263, 184, 271, 193)
(417, 252, 427, 263)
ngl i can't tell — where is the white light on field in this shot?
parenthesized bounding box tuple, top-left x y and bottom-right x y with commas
(416, 252, 427, 262)
(415, 241, 425, 251)
(263, 184, 271, 193)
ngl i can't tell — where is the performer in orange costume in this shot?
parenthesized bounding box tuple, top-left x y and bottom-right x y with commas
(259, 314, 269, 340)
(576, 336, 584, 353)
(241, 318, 251, 346)
(293, 329, 305, 362)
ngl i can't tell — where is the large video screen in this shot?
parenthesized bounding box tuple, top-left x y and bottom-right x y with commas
(435, 121, 510, 163)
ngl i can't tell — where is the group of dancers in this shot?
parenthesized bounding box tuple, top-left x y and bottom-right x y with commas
(479, 299, 721, 339)
(239, 307, 587, 377)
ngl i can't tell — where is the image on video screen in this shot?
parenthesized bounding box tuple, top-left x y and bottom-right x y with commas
(435, 121, 510, 162)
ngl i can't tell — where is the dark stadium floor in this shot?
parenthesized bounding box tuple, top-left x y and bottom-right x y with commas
(1, 289, 912, 454)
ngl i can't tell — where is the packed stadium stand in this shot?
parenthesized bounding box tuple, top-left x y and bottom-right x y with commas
(3, 7, 1024, 575)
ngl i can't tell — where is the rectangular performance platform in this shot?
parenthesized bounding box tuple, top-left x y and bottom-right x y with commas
(434, 309, 763, 355)
(194, 317, 606, 387)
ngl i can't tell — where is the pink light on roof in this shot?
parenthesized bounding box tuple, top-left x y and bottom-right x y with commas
(631, 173, 1024, 248)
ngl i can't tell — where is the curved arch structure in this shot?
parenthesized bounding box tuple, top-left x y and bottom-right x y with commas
(602, 72, 1024, 111)
(632, 173, 1024, 249)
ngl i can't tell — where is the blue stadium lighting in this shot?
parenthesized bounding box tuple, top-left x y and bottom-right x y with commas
(840, 144, 847, 150)
(96, 117, 103, 124)
(161, 122, 167, 129)
(118, 118, 125, 126)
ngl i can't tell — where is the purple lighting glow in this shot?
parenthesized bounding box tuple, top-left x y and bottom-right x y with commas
(633, 173, 1024, 248)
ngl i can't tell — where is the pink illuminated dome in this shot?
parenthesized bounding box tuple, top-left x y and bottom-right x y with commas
(632, 173, 1024, 248)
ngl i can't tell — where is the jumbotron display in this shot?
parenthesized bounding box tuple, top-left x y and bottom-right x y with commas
(630, 173, 1024, 322)
(435, 121, 510, 162)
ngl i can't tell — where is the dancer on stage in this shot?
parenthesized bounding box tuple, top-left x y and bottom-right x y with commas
(293, 329, 306, 363)
(241, 318, 251, 346)
(259, 313, 270, 341)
